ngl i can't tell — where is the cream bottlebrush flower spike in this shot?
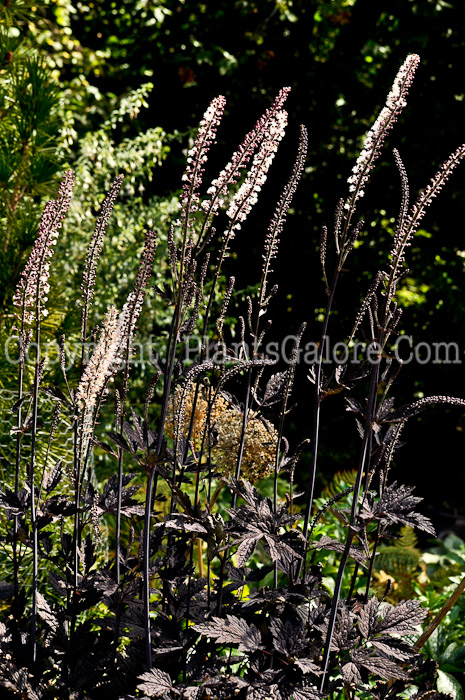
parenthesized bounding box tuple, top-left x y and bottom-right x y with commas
(226, 109, 288, 232)
(180, 95, 226, 231)
(76, 305, 125, 438)
(345, 54, 420, 210)
(201, 87, 291, 217)
(13, 170, 75, 326)
(81, 174, 124, 341)
(76, 227, 156, 434)
(120, 229, 157, 349)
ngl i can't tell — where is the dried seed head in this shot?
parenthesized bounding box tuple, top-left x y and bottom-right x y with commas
(167, 384, 278, 482)
(214, 408, 278, 482)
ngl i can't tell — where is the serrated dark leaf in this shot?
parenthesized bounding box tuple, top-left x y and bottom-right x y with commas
(294, 659, 322, 676)
(376, 599, 427, 636)
(376, 397, 396, 422)
(226, 564, 274, 583)
(11, 396, 26, 413)
(45, 460, 62, 494)
(313, 536, 367, 565)
(0, 581, 14, 599)
(270, 617, 308, 657)
(43, 385, 68, 402)
(351, 649, 410, 681)
(93, 570, 118, 596)
(345, 397, 363, 415)
(107, 430, 131, 453)
(371, 637, 417, 662)
(358, 596, 380, 639)
(93, 439, 117, 456)
(84, 534, 96, 574)
(334, 603, 358, 651)
(42, 495, 74, 517)
(262, 372, 288, 406)
(289, 685, 322, 700)
(235, 534, 261, 567)
(340, 662, 361, 685)
(137, 668, 177, 697)
(153, 283, 173, 302)
(160, 513, 208, 534)
(36, 591, 58, 632)
(361, 482, 435, 535)
(193, 614, 262, 652)
(124, 422, 145, 452)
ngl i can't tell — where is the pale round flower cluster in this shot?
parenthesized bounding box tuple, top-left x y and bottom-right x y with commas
(214, 408, 277, 482)
(345, 54, 420, 210)
(226, 110, 288, 229)
(166, 385, 230, 447)
(167, 385, 278, 483)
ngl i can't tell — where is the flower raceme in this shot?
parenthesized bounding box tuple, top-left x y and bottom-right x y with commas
(180, 95, 226, 232)
(76, 230, 157, 437)
(390, 143, 465, 272)
(345, 53, 420, 210)
(201, 87, 291, 220)
(13, 171, 75, 327)
(120, 228, 158, 349)
(75, 305, 124, 439)
(226, 109, 288, 231)
(81, 174, 124, 342)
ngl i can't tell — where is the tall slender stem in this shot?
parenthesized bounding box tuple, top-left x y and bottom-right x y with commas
(319, 352, 381, 692)
(300, 269, 340, 579)
(13, 345, 24, 606)
(143, 467, 155, 670)
(115, 358, 130, 585)
(29, 314, 41, 665)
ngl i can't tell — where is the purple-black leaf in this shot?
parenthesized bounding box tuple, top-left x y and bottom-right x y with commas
(235, 534, 261, 567)
(351, 649, 410, 681)
(341, 662, 361, 685)
(294, 659, 322, 676)
(137, 668, 177, 697)
(376, 599, 427, 636)
(358, 596, 380, 639)
(270, 617, 308, 657)
(360, 482, 435, 535)
(193, 614, 262, 652)
(289, 685, 322, 700)
(313, 536, 367, 566)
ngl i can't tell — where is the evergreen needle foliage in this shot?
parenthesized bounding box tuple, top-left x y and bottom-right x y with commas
(0, 55, 464, 700)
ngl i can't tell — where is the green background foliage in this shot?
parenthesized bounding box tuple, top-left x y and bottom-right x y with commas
(2, 0, 465, 521)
